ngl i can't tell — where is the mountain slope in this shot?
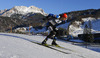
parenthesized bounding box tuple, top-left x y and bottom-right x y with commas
(0, 6, 100, 37)
(0, 16, 24, 31)
(0, 33, 100, 58)
(0, 13, 45, 31)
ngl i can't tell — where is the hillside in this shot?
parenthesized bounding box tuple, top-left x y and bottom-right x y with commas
(0, 16, 24, 31)
(66, 9, 100, 22)
(0, 13, 45, 32)
(0, 6, 46, 31)
(13, 8, 100, 37)
(0, 6, 100, 35)
(0, 33, 100, 58)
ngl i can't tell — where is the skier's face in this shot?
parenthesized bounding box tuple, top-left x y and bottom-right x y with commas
(63, 17, 67, 21)
(60, 17, 67, 21)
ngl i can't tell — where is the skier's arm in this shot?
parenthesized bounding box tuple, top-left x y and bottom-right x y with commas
(55, 20, 67, 26)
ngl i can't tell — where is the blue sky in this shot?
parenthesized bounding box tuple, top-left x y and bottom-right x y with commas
(0, 0, 100, 14)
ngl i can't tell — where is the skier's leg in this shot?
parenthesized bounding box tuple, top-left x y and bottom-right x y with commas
(42, 31, 53, 44)
(42, 37, 48, 45)
(52, 37, 58, 45)
(51, 31, 58, 45)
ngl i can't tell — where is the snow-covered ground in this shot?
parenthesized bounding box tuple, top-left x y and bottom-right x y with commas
(82, 17, 100, 33)
(0, 33, 100, 58)
(69, 40, 100, 53)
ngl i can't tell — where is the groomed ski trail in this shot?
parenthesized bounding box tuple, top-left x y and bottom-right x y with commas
(0, 33, 100, 58)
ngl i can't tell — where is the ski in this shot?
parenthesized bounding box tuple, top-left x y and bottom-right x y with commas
(30, 41, 70, 54)
(49, 45, 75, 52)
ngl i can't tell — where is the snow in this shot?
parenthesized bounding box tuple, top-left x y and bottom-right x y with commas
(82, 17, 96, 22)
(69, 25, 83, 37)
(82, 17, 100, 31)
(0, 6, 46, 17)
(13, 6, 45, 14)
(0, 33, 100, 58)
(68, 17, 100, 36)
(92, 19, 100, 31)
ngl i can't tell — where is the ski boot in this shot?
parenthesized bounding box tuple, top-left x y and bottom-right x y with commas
(42, 39, 48, 46)
(51, 40, 59, 47)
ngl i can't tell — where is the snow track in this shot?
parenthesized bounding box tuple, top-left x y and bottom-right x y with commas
(0, 33, 100, 58)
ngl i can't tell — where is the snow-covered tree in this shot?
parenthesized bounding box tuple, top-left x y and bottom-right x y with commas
(83, 20, 94, 43)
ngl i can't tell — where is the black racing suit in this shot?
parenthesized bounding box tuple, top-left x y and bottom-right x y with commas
(42, 18, 66, 45)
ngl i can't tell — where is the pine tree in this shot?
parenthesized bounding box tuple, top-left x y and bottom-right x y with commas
(88, 20, 94, 42)
(83, 20, 94, 43)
